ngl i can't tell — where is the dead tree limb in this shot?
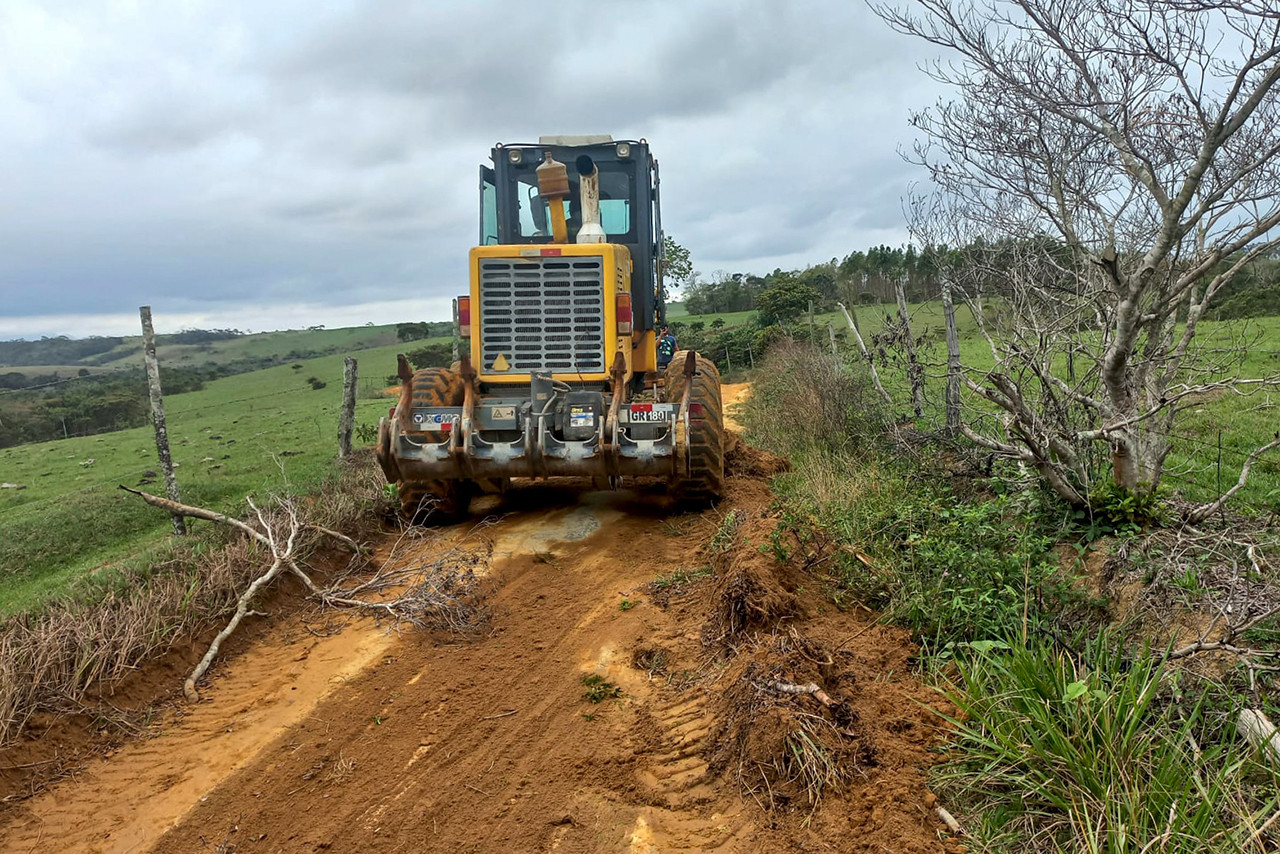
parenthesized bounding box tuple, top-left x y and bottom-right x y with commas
(306, 524, 362, 553)
(935, 805, 963, 836)
(758, 678, 837, 707)
(184, 556, 285, 703)
(122, 486, 489, 702)
(836, 302, 893, 404)
(119, 485, 268, 546)
(1238, 708, 1280, 769)
(1185, 437, 1280, 523)
(894, 277, 924, 418)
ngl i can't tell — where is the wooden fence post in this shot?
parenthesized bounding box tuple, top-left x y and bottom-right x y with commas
(140, 306, 186, 536)
(941, 277, 962, 435)
(451, 299, 460, 363)
(339, 357, 358, 458)
(895, 276, 924, 419)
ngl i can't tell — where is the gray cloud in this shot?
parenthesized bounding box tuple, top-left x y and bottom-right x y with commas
(0, 0, 944, 339)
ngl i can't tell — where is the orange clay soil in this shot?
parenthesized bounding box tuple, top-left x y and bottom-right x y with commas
(0, 438, 957, 854)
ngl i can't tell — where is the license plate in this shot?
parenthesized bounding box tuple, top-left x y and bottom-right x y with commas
(628, 403, 673, 424)
(412, 411, 459, 425)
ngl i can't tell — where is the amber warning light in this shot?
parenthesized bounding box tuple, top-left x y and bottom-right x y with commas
(616, 293, 633, 335)
(457, 296, 471, 338)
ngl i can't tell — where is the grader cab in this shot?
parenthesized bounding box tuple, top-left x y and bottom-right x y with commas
(375, 135, 724, 522)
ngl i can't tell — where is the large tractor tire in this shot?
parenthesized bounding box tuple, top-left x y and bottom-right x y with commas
(663, 351, 726, 506)
(399, 367, 472, 524)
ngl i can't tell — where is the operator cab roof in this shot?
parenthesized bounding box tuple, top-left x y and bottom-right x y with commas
(537, 134, 613, 146)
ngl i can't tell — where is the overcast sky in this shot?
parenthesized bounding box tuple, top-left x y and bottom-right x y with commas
(0, 0, 942, 340)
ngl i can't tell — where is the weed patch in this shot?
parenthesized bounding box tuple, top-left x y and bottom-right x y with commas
(648, 566, 711, 592)
(581, 674, 621, 703)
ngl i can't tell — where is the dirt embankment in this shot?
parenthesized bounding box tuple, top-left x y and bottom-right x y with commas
(0, 437, 952, 854)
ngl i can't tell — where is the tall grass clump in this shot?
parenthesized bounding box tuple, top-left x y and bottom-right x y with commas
(937, 637, 1280, 853)
(740, 338, 888, 459)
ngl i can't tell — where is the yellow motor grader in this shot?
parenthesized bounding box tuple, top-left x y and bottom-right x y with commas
(375, 135, 724, 521)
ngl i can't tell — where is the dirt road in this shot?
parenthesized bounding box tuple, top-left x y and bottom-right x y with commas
(0, 438, 951, 853)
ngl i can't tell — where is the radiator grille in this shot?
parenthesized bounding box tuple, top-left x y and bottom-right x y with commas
(478, 257, 607, 374)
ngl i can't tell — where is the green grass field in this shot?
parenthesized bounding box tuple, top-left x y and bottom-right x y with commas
(0, 342, 411, 615)
(894, 306, 1280, 510)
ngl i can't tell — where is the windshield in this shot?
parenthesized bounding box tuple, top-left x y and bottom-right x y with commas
(513, 160, 633, 241)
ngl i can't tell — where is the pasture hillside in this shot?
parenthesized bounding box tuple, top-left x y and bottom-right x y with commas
(0, 322, 453, 376)
(0, 342, 412, 615)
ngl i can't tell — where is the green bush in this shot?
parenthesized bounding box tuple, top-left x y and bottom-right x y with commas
(1082, 481, 1165, 536)
(406, 342, 454, 369)
(887, 495, 1062, 648)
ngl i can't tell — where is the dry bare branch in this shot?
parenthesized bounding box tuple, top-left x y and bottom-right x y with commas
(119, 487, 492, 702)
(1185, 437, 1280, 523)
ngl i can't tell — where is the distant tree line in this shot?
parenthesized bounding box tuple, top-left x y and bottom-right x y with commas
(0, 367, 215, 449)
(0, 328, 245, 369)
(679, 242, 1280, 321)
(396, 322, 454, 342)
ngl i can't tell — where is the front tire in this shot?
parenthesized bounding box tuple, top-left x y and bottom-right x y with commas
(398, 367, 472, 524)
(663, 352, 726, 506)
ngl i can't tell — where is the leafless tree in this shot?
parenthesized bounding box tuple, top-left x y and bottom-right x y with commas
(877, 0, 1280, 508)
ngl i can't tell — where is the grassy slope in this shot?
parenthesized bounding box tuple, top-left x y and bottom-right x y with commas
(0, 342, 411, 615)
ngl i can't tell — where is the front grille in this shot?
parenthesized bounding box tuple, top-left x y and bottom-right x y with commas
(478, 257, 607, 374)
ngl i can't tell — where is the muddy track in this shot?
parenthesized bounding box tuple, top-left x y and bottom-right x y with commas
(0, 430, 953, 853)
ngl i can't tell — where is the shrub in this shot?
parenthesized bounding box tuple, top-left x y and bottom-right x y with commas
(406, 342, 454, 369)
(740, 339, 887, 456)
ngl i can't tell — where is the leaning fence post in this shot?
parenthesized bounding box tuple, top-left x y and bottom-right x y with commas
(140, 306, 186, 536)
(339, 357, 358, 458)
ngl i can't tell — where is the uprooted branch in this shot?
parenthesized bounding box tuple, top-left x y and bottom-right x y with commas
(121, 486, 491, 701)
(755, 677, 838, 708)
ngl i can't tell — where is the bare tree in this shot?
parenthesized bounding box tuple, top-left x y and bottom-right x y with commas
(877, 0, 1280, 507)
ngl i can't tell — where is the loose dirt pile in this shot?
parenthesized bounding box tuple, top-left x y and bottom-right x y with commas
(0, 435, 954, 853)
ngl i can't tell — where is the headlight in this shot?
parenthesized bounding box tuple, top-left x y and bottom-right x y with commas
(616, 142, 631, 160)
(508, 149, 523, 164)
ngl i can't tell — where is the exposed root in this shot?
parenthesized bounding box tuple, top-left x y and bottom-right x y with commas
(706, 637, 875, 814)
